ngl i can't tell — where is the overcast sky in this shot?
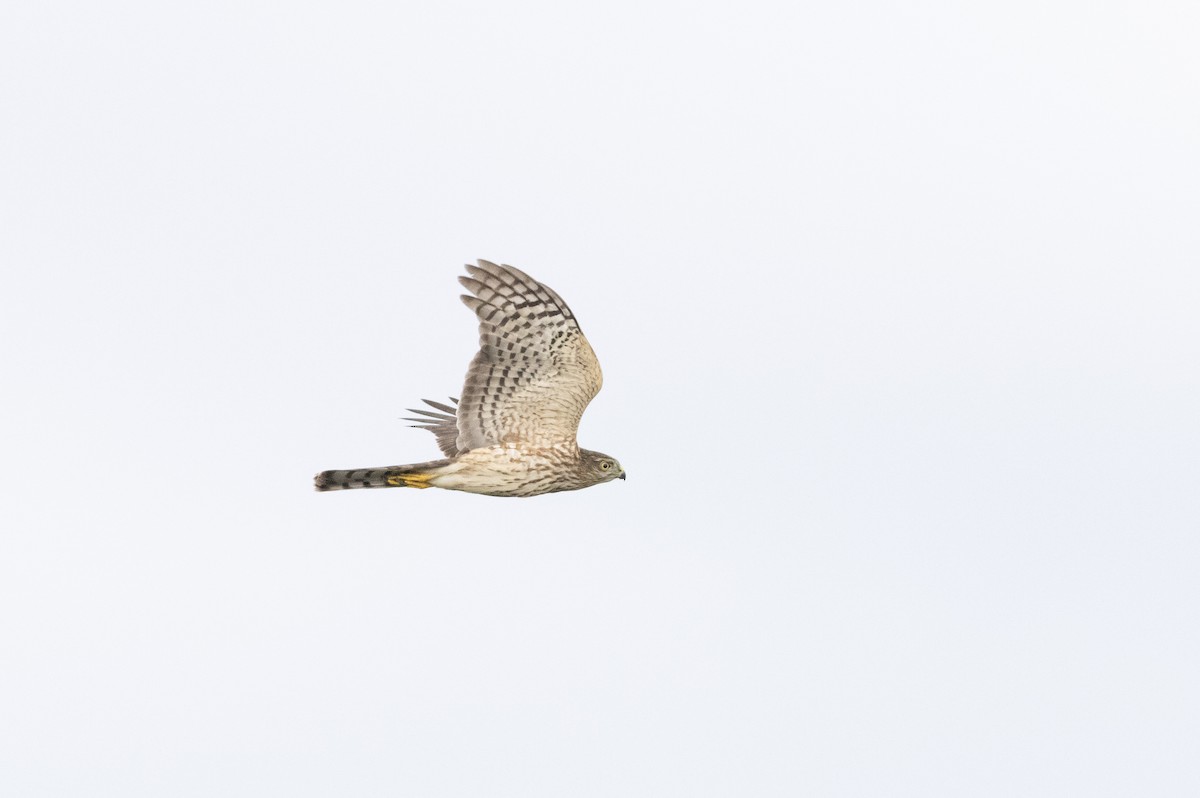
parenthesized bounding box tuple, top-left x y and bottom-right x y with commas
(2, 1, 1198, 796)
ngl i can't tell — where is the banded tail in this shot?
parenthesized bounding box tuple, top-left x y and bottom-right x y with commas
(313, 459, 453, 492)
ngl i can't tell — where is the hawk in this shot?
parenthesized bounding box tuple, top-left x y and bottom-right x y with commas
(314, 260, 625, 497)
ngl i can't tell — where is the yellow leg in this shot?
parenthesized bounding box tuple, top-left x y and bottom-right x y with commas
(386, 473, 432, 489)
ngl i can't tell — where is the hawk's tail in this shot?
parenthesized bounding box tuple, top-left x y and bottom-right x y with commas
(313, 459, 453, 492)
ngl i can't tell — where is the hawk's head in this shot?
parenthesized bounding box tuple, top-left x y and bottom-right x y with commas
(580, 449, 626, 486)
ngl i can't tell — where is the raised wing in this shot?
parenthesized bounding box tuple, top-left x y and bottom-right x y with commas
(454, 260, 603, 452)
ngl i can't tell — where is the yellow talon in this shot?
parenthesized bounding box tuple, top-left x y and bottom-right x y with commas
(387, 473, 432, 489)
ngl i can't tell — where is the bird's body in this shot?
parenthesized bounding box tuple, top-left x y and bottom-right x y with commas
(314, 261, 624, 497)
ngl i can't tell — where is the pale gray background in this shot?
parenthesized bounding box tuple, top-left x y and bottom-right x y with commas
(2, 1, 1197, 796)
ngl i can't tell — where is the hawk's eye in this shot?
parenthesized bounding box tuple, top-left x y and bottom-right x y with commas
(600, 461, 611, 470)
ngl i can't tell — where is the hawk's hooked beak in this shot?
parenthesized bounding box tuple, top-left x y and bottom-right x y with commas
(618, 471, 626, 480)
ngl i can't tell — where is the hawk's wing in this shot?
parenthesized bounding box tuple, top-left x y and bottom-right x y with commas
(404, 397, 462, 457)
(453, 260, 603, 453)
